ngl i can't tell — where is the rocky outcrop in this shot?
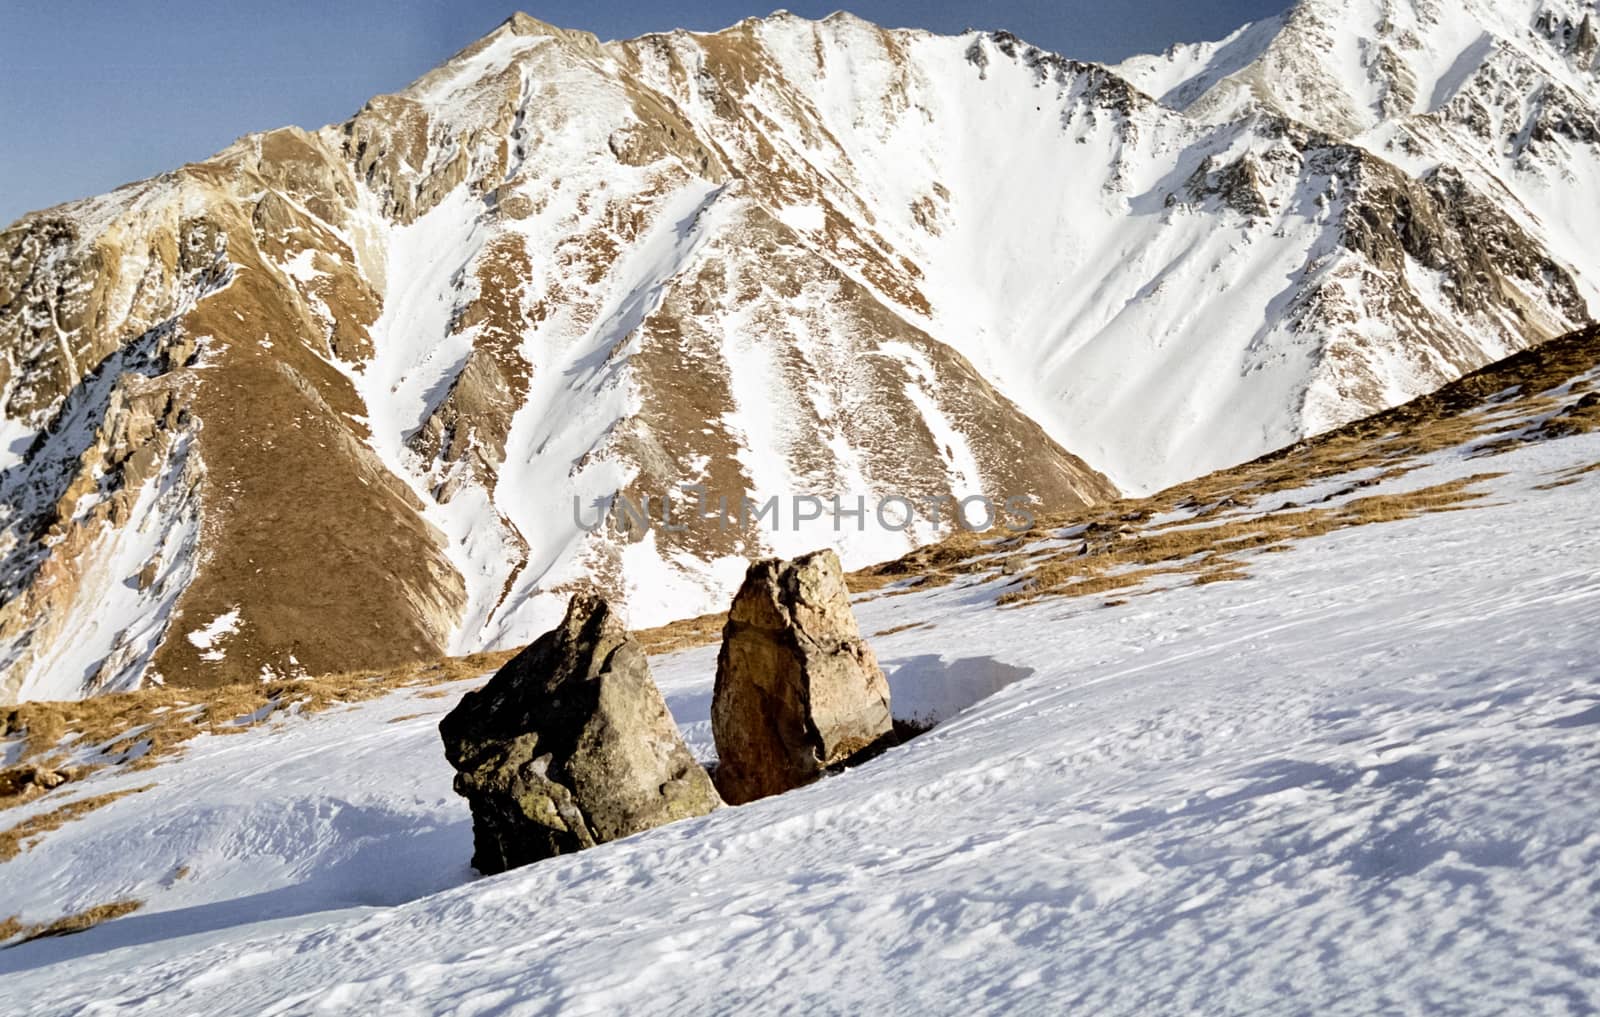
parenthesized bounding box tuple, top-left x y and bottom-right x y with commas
(439, 593, 720, 874)
(711, 549, 895, 805)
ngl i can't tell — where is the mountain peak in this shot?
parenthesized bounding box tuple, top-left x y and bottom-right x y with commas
(499, 11, 556, 34)
(495, 10, 594, 42)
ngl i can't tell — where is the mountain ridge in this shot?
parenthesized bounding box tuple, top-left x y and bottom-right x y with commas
(3, 2, 1598, 700)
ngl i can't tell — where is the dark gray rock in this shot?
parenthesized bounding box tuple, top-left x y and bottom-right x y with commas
(440, 593, 720, 874)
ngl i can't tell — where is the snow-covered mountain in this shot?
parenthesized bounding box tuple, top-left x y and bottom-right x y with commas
(3, 321, 1598, 1013)
(4, 2, 1599, 700)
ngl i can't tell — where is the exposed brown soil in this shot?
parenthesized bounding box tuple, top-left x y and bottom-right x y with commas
(153, 245, 468, 687)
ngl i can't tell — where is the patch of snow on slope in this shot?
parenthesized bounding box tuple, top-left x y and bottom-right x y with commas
(184, 609, 241, 663)
(881, 341, 983, 499)
(1426, 31, 1496, 112)
(345, 186, 514, 652)
(411, 29, 548, 117)
(1113, 14, 1287, 111)
(0, 415, 36, 474)
(616, 531, 752, 629)
(483, 180, 738, 646)
(11, 439, 201, 701)
(277, 249, 323, 284)
(356, 187, 490, 455)
(774, 203, 826, 233)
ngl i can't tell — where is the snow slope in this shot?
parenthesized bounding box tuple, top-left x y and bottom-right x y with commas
(3, 378, 1597, 1012)
(1116, 0, 1600, 320)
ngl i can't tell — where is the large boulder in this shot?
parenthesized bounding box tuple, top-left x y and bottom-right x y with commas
(712, 549, 896, 805)
(440, 593, 721, 874)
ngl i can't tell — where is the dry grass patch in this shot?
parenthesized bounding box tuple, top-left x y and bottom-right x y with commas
(855, 527, 1046, 593)
(845, 569, 913, 594)
(0, 785, 153, 861)
(1009, 564, 1191, 604)
(1193, 563, 1252, 586)
(1534, 459, 1600, 490)
(871, 622, 931, 638)
(998, 476, 1500, 606)
(1340, 475, 1504, 520)
(636, 611, 725, 655)
(1, 899, 143, 946)
(0, 650, 514, 813)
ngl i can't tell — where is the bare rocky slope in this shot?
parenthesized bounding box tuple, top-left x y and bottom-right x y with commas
(2, 1, 1598, 700)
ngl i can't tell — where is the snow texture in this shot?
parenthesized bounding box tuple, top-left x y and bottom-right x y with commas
(3, 420, 1597, 1014)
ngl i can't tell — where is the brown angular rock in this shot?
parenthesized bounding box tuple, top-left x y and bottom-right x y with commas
(711, 549, 895, 805)
(439, 593, 720, 874)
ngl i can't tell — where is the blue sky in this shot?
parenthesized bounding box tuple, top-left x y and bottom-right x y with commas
(0, 1, 1289, 225)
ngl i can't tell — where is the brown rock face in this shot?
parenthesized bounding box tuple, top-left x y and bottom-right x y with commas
(439, 593, 721, 874)
(711, 549, 895, 805)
